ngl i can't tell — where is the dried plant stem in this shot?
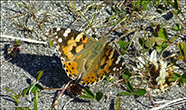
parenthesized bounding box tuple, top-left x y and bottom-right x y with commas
(51, 80, 72, 109)
(0, 35, 47, 45)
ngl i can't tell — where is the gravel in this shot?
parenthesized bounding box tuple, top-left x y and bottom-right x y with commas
(1, 1, 186, 109)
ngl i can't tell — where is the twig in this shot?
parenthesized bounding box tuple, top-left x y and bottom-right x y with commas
(51, 80, 72, 109)
(127, 26, 141, 50)
(0, 35, 47, 45)
(150, 97, 186, 110)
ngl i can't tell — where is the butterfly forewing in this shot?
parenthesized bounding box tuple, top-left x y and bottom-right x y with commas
(48, 27, 96, 61)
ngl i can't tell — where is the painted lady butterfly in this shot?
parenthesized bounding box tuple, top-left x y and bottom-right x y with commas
(48, 28, 125, 86)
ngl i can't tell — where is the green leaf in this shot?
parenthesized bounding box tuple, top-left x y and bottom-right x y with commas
(116, 96, 121, 110)
(157, 42, 167, 52)
(119, 91, 132, 96)
(84, 88, 94, 99)
(79, 95, 94, 100)
(139, 38, 145, 47)
(174, 10, 181, 14)
(172, 23, 183, 31)
(162, 42, 167, 48)
(10, 94, 19, 105)
(30, 84, 37, 93)
(183, 42, 186, 61)
(158, 28, 168, 40)
(123, 68, 131, 79)
(145, 37, 155, 48)
(172, 73, 181, 79)
(178, 43, 184, 56)
(22, 87, 30, 97)
(96, 92, 103, 101)
(139, 38, 150, 53)
(126, 81, 134, 93)
(36, 70, 43, 81)
(116, 40, 129, 55)
(35, 83, 45, 90)
(156, 46, 162, 53)
(168, 77, 177, 82)
(5, 88, 18, 98)
(181, 73, 186, 83)
(34, 91, 38, 110)
(155, 37, 165, 46)
(135, 89, 146, 96)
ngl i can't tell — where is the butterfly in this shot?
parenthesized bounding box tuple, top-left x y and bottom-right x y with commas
(48, 27, 125, 86)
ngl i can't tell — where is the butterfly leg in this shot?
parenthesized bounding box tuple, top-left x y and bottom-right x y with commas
(75, 58, 87, 84)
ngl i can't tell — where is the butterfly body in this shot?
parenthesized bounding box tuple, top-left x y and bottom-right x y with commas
(49, 27, 125, 86)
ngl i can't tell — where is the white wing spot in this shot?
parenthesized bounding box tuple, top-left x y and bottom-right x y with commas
(63, 33, 68, 37)
(76, 33, 83, 42)
(55, 36, 58, 39)
(63, 28, 71, 37)
(117, 68, 119, 71)
(115, 56, 121, 64)
(56, 27, 61, 31)
(122, 62, 125, 66)
(58, 38, 62, 43)
(120, 67, 122, 69)
(66, 28, 71, 32)
(113, 67, 116, 71)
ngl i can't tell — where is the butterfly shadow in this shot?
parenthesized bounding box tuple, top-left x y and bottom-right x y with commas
(4, 52, 70, 88)
(2, 44, 95, 105)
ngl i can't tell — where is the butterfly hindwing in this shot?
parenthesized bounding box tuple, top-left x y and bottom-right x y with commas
(103, 45, 125, 76)
(79, 45, 125, 86)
